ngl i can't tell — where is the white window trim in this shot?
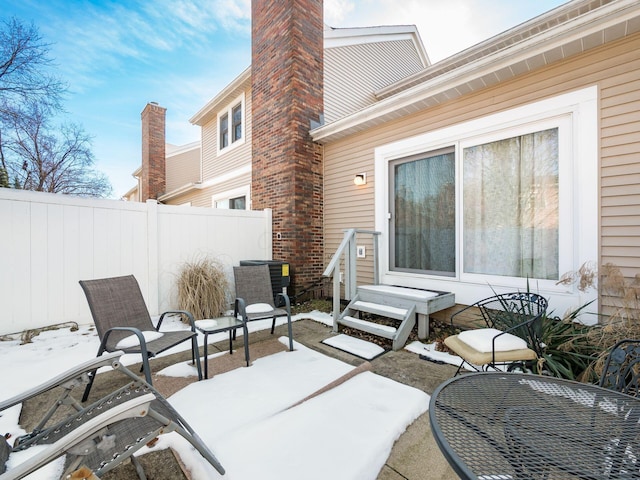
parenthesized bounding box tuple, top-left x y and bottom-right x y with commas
(212, 185, 251, 210)
(374, 86, 598, 321)
(217, 92, 246, 155)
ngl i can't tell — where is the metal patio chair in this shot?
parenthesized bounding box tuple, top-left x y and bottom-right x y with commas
(599, 338, 640, 397)
(0, 351, 224, 479)
(79, 275, 202, 401)
(444, 292, 548, 375)
(233, 264, 294, 366)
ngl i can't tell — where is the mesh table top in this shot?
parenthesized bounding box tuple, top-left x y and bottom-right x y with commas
(430, 373, 640, 480)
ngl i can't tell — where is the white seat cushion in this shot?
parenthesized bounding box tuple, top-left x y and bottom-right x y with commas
(457, 328, 527, 353)
(116, 331, 164, 349)
(246, 303, 274, 314)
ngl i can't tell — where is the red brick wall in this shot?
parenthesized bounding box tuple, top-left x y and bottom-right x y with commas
(251, 0, 324, 298)
(141, 102, 166, 201)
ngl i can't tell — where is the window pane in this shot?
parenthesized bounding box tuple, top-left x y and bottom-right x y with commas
(463, 128, 559, 279)
(232, 104, 242, 142)
(229, 196, 246, 210)
(392, 149, 455, 276)
(220, 114, 229, 148)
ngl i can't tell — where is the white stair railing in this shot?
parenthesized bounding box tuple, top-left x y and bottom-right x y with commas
(323, 229, 381, 324)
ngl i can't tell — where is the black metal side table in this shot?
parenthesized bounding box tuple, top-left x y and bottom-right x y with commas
(430, 372, 640, 479)
(195, 317, 246, 379)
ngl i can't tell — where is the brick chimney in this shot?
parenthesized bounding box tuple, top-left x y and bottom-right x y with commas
(141, 102, 166, 201)
(251, 0, 324, 298)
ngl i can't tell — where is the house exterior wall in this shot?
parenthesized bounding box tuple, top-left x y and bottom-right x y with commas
(322, 32, 640, 319)
(324, 39, 425, 124)
(201, 81, 252, 185)
(165, 146, 200, 193)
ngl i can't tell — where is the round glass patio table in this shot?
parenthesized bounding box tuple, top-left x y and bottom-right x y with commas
(429, 372, 640, 480)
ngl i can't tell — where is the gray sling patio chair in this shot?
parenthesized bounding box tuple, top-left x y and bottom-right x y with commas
(233, 264, 294, 366)
(0, 351, 225, 479)
(79, 275, 202, 401)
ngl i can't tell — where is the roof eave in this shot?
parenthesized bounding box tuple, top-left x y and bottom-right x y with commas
(189, 67, 251, 126)
(312, 0, 640, 144)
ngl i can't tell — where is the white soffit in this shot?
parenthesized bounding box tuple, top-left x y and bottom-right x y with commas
(311, 0, 640, 144)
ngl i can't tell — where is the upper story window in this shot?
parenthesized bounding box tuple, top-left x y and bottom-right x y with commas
(218, 93, 245, 154)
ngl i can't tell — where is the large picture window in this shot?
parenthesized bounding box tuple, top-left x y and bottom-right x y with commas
(462, 128, 559, 280)
(375, 86, 597, 304)
(391, 148, 455, 276)
(389, 128, 559, 282)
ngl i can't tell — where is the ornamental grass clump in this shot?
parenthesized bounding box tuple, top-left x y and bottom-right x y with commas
(177, 257, 229, 321)
(555, 262, 640, 382)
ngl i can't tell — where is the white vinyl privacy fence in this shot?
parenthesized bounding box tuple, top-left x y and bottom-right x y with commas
(0, 189, 272, 335)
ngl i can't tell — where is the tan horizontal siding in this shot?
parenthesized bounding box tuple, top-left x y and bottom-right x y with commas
(323, 33, 640, 314)
(202, 85, 252, 182)
(165, 148, 200, 193)
(163, 189, 211, 208)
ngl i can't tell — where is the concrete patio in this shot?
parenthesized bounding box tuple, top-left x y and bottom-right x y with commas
(18, 318, 459, 479)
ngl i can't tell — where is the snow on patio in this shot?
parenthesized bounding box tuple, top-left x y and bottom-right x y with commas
(0, 313, 430, 479)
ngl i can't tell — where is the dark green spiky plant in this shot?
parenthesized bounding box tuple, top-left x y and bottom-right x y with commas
(533, 305, 597, 379)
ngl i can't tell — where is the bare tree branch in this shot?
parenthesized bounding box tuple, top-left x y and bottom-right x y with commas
(0, 17, 110, 197)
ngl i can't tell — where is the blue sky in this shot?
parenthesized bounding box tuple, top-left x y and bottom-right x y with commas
(2, 0, 567, 198)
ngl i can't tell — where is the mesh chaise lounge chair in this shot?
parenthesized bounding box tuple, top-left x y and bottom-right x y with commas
(233, 264, 294, 366)
(79, 275, 202, 400)
(0, 351, 224, 479)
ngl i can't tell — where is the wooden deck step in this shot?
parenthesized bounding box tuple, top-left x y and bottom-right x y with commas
(350, 300, 408, 320)
(340, 316, 397, 340)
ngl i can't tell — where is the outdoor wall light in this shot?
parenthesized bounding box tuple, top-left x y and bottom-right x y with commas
(354, 173, 367, 186)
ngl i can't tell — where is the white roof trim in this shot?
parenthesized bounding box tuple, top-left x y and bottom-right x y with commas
(325, 24, 429, 67)
(190, 67, 251, 126)
(158, 164, 251, 202)
(312, 0, 640, 144)
(166, 140, 200, 156)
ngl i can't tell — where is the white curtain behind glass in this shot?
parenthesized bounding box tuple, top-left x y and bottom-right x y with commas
(463, 128, 559, 279)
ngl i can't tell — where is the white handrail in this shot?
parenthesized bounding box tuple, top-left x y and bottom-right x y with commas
(323, 229, 381, 324)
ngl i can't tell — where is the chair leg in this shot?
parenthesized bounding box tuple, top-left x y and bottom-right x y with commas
(286, 316, 293, 351)
(192, 337, 202, 381)
(270, 317, 276, 334)
(141, 355, 153, 385)
(81, 368, 98, 402)
(82, 343, 108, 402)
(131, 455, 148, 480)
(242, 323, 250, 367)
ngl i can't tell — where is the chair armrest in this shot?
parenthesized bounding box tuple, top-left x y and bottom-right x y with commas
(490, 315, 540, 364)
(0, 351, 124, 412)
(276, 292, 291, 313)
(234, 298, 247, 321)
(102, 327, 150, 359)
(157, 310, 196, 331)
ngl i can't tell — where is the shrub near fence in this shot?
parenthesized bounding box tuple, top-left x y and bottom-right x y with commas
(0, 189, 272, 335)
